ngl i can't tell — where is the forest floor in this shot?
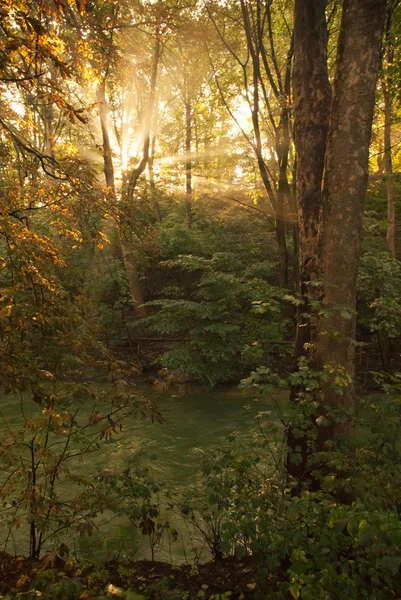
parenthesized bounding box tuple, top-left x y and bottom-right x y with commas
(0, 551, 273, 599)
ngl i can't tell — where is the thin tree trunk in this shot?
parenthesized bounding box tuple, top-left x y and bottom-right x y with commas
(291, 156, 299, 289)
(96, 83, 115, 188)
(276, 108, 293, 290)
(385, 89, 396, 257)
(277, 39, 296, 289)
(384, 52, 396, 256)
(185, 99, 192, 228)
(127, 34, 161, 203)
(120, 237, 147, 318)
(239, 0, 290, 287)
(149, 134, 162, 224)
(97, 83, 147, 319)
(253, 111, 289, 288)
(42, 67, 56, 176)
(210, 0, 292, 287)
(43, 102, 55, 161)
(121, 32, 160, 318)
(275, 214, 289, 289)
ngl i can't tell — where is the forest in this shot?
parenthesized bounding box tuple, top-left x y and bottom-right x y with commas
(1, 0, 401, 598)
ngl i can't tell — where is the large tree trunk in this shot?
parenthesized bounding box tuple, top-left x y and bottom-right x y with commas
(287, 0, 331, 482)
(292, 0, 331, 359)
(287, 0, 386, 486)
(315, 0, 385, 427)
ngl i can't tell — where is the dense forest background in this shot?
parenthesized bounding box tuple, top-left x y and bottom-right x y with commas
(1, 0, 401, 598)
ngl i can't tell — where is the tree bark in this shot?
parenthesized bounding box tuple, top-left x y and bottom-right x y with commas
(185, 98, 192, 228)
(127, 34, 160, 203)
(292, 0, 331, 358)
(287, 0, 331, 483)
(148, 133, 162, 224)
(287, 0, 386, 486)
(96, 83, 115, 189)
(384, 89, 396, 257)
(238, 0, 291, 287)
(120, 236, 147, 319)
(383, 31, 396, 257)
(97, 83, 148, 319)
(315, 0, 386, 415)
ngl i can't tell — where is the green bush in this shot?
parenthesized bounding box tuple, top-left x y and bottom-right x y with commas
(144, 253, 288, 387)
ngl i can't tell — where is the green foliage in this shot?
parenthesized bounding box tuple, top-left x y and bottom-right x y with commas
(0, 382, 156, 559)
(28, 571, 84, 600)
(77, 523, 141, 564)
(358, 252, 401, 337)
(177, 406, 285, 560)
(273, 497, 401, 600)
(143, 220, 288, 386)
(167, 373, 401, 599)
(102, 454, 177, 562)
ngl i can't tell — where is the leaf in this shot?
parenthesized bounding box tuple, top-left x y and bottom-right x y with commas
(88, 411, 102, 425)
(16, 574, 30, 588)
(380, 555, 401, 576)
(346, 519, 359, 537)
(140, 516, 155, 535)
(40, 549, 57, 570)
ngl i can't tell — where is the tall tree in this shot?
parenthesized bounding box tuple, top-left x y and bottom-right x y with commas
(161, 17, 213, 228)
(382, 2, 400, 257)
(288, 0, 386, 486)
(87, 2, 162, 319)
(120, 29, 161, 318)
(207, 0, 295, 288)
(291, 0, 331, 365)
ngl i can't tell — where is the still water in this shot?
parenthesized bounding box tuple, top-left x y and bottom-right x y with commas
(0, 385, 284, 562)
